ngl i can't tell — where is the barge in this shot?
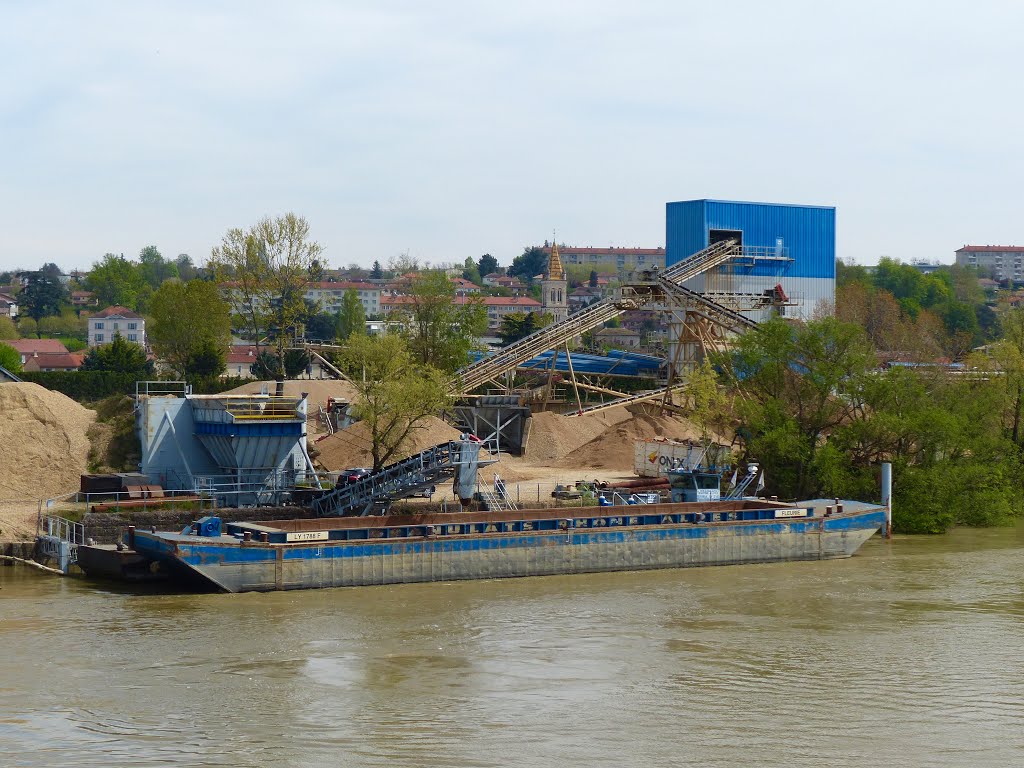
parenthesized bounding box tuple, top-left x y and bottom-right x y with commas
(79, 497, 885, 592)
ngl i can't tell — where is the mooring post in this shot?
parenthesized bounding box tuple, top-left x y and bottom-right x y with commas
(881, 462, 893, 538)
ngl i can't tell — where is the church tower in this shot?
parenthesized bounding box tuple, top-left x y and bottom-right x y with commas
(541, 240, 568, 324)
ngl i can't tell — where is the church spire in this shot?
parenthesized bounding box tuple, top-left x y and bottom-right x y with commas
(548, 236, 565, 281)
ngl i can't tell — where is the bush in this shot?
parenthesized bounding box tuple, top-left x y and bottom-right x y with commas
(20, 371, 139, 400)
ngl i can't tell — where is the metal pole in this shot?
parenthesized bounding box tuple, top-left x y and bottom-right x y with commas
(881, 462, 892, 538)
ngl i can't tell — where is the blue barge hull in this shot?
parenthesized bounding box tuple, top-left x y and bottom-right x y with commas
(121, 499, 885, 593)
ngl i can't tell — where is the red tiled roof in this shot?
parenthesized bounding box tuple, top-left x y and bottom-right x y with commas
(94, 305, 142, 319)
(957, 245, 1024, 253)
(7, 338, 70, 355)
(22, 351, 84, 371)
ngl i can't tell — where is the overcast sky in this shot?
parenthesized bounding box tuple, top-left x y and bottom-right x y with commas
(1, 1, 1020, 273)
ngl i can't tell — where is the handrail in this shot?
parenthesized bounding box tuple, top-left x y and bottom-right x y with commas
(450, 240, 742, 394)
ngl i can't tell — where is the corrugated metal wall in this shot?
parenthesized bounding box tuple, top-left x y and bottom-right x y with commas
(665, 199, 836, 319)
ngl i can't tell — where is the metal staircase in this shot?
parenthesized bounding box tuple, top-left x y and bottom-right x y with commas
(451, 239, 742, 394)
(312, 440, 483, 516)
(656, 276, 758, 334)
(478, 474, 517, 511)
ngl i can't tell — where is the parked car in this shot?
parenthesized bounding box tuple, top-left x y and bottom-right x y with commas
(335, 467, 372, 487)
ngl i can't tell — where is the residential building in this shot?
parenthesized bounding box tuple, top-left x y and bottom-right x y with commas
(22, 351, 84, 372)
(71, 290, 98, 309)
(450, 277, 482, 295)
(381, 293, 541, 331)
(303, 282, 383, 316)
(481, 273, 527, 294)
(0, 292, 17, 318)
(88, 306, 146, 347)
(540, 243, 666, 273)
(593, 327, 641, 349)
(224, 344, 258, 379)
(955, 245, 1024, 282)
(7, 338, 71, 366)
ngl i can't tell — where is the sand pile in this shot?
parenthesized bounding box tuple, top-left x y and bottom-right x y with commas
(524, 408, 632, 461)
(315, 416, 463, 471)
(0, 383, 96, 501)
(556, 411, 709, 470)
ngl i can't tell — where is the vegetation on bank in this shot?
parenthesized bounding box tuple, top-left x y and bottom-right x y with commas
(719, 311, 1024, 534)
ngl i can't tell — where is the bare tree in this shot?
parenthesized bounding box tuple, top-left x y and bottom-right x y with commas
(210, 213, 324, 378)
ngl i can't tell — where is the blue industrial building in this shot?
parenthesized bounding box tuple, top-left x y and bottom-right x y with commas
(666, 199, 836, 320)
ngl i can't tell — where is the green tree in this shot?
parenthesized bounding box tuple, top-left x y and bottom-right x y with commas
(338, 334, 451, 471)
(19, 270, 68, 326)
(0, 316, 17, 340)
(138, 245, 179, 289)
(478, 254, 499, 278)
(392, 271, 487, 372)
(730, 316, 876, 499)
(283, 348, 310, 378)
(148, 279, 232, 378)
(183, 338, 226, 380)
(175, 254, 197, 281)
(589, 269, 599, 288)
(337, 288, 366, 341)
(210, 212, 324, 379)
(86, 254, 148, 310)
(498, 311, 551, 345)
(462, 256, 482, 286)
(682, 358, 730, 443)
(0, 342, 22, 374)
(305, 312, 338, 342)
(370, 260, 384, 280)
(508, 246, 548, 283)
(81, 334, 150, 374)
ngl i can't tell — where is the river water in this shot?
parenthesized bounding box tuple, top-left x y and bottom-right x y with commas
(2, 526, 1023, 768)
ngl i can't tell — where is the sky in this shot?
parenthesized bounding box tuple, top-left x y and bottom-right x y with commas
(2, 1, 1022, 273)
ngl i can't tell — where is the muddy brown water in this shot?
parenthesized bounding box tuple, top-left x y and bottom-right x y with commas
(2, 525, 1023, 767)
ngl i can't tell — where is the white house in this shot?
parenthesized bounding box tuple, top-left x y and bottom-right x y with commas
(88, 305, 146, 347)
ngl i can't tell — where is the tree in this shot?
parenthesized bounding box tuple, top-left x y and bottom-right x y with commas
(338, 334, 451, 471)
(209, 212, 324, 379)
(589, 269, 599, 288)
(81, 334, 150, 374)
(462, 256, 482, 286)
(682, 358, 730, 443)
(370, 260, 384, 280)
(0, 342, 22, 374)
(391, 271, 487, 372)
(283, 348, 310, 378)
(175, 254, 197, 281)
(148, 279, 232, 379)
(508, 246, 548, 283)
(337, 288, 365, 341)
(730, 316, 876, 499)
(304, 312, 338, 342)
(0, 316, 18, 340)
(19, 270, 67, 327)
(478, 253, 499, 279)
(86, 254, 148, 310)
(138, 245, 179, 289)
(498, 311, 551, 345)
(184, 338, 227, 380)
(308, 259, 325, 282)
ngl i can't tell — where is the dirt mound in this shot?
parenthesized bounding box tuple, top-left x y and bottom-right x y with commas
(315, 416, 463, 471)
(524, 407, 632, 461)
(557, 412, 712, 470)
(0, 383, 96, 501)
